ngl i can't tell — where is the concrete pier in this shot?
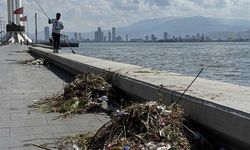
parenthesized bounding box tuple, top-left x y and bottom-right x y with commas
(0, 45, 109, 150)
(29, 46, 250, 149)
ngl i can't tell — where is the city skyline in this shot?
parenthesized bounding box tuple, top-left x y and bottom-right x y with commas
(1, 0, 250, 33)
(50, 25, 212, 43)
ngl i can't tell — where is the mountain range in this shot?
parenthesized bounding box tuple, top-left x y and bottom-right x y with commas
(32, 16, 250, 40)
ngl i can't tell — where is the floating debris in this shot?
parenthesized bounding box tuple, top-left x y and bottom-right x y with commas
(56, 101, 191, 150)
(30, 73, 129, 117)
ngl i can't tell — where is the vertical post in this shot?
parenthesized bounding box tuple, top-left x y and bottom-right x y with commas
(26, 15, 29, 37)
(0, 18, 2, 43)
(3, 21, 6, 42)
(15, 0, 22, 26)
(11, 0, 15, 24)
(7, 0, 11, 23)
(35, 13, 37, 43)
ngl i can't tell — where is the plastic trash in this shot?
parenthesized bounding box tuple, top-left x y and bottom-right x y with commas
(98, 95, 109, 102)
(73, 144, 80, 150)
(124, 144, 130, 150)
(101, 101, 109, 110)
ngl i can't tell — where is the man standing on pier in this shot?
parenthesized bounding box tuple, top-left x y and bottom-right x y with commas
(48, 13, 64, 53)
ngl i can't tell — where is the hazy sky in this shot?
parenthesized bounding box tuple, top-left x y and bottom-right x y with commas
(1, 0, 250, 33)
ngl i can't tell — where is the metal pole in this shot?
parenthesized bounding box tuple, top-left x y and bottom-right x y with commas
(35, 13, 38, 43)
(3, 21, 6, 42)
(15, 0, 22, 26)
(11, 0, 15, 24)
(7, 0, 11, 23)
(26, 15, 29, 37)
(1, 19, 2, 43)
(0, 17, 3, 44)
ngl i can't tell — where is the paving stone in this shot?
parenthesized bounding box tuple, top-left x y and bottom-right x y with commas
(10, 125, 50, 136)
(0, 119, 48, 128)
(0, 128, 10, 137)
(10, 113, 45, 120)
(0, 137, 10, 149)
(9, 134, 54, 148)
(0, 114, 11, 121)
(47, 124, 71, 134)
(0, 45, 109, 147)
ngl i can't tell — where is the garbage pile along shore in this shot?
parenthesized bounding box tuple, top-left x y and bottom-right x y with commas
(18, 58, 46, 65)
(31, 73, 213, 150)
(30, 73, 128, 116)
(57, 101, 190, 150)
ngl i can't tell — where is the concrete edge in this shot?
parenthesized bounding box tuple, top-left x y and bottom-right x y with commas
(29, 46, 250, 149)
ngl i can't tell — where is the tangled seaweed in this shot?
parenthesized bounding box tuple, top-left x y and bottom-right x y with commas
(57, 101, 190, 150)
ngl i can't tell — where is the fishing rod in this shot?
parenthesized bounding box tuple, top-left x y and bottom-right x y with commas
(34, 0, 50, 19)
(173, 68, 204, 107)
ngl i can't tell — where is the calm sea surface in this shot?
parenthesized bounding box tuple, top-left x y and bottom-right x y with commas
(62, 42, 250, 87)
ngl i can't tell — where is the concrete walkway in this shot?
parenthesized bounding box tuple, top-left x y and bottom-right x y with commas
(0, 45, 109, 150)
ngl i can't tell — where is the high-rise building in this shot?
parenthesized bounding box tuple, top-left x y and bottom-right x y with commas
(78, 33, 82, 42)
(116, 36, 122, 42)
(74, 32, 78, 41)
(44, 26, 49, 41)
(145, 35, 149, 41)
(95, 27, 104, 42)
(95, 31, 98, 42)
(164, 32, 168, 41)
(197, 33, 201, 40)
(126, 34, 128, 42)
(112, 27, 116, 42)
(108, 31, 111, 42)
(151, 34, 157, 41)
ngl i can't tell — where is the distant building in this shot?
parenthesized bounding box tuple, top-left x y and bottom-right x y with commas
(206, 36, 211, 41)
(116, 36, 122, 42)
(197, 33, 201, 40)
(44, 26, 49, 41)
(74, 32, 78, 41)
(191, 36, 196, 40)
(95, 27, 104, 42)
(126, 34, 128, 42)
(112, 27, 116, 42)
(145, 35, 149, 41)
(164, 32, 168, 41)
(64, 35, 69, 41)
(78, 33, 82, 42)
(201, 33, 205, 41)
(185, 35, 190, 39)
(130, 38, 144, 42)
(95, 31, 98, 42)
(104, 36, 106, 42)
(151, 34, 157, 41)
(108, 31, 111, 42)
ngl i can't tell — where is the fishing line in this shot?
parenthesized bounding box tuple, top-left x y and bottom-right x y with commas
(61, 34, 76, 54)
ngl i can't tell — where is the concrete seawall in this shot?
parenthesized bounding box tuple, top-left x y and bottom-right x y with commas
(29, 46, 250, 149)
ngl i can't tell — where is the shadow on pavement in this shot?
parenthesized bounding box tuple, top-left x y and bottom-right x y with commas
(46, 64, 75, 83)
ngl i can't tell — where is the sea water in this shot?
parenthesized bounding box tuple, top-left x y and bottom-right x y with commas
(62, 42, 250, 87)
